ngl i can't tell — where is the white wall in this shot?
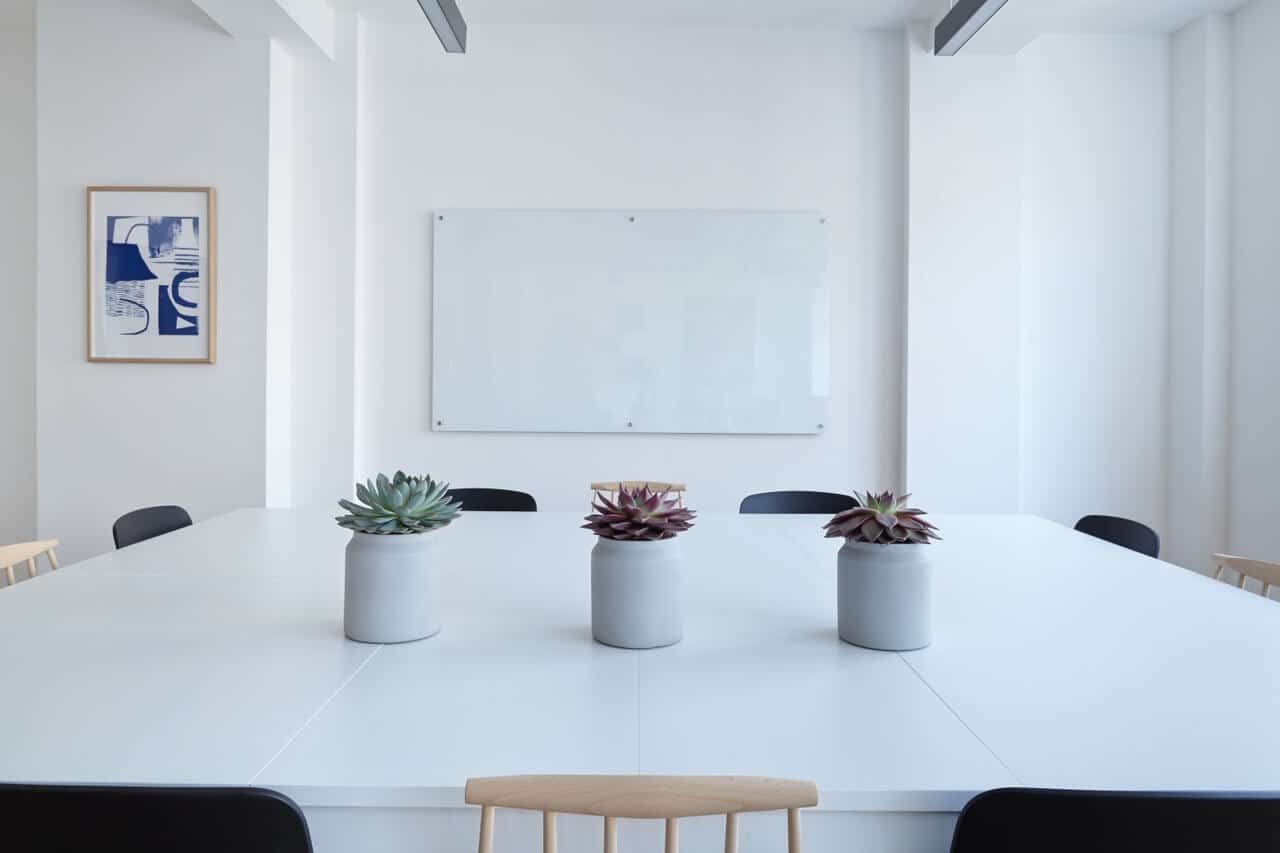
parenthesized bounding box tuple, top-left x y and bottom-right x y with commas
(288, 13, 359, 507)
(353, 19, 907, 512)
(1229, 0, 1280, 561)
(20, 0, 1251, 567)
(904, 33, 1171, 528)
(0, 8, 36, 557)
(1018, 36, 1171, 532)
(1166, 15, 1232, 572)
(905, 32, 1023, 512)
(36, 0, 271, 562)
(265, 40, 296, 509)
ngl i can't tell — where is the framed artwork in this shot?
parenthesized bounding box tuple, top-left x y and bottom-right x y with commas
(86, 186, 217, 363)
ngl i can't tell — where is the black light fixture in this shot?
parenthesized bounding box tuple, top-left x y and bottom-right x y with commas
(416, 0, 467, 53)
(934, 0, 1009, 55)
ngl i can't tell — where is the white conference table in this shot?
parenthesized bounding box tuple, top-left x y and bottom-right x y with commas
(2, 510, 1279, 853)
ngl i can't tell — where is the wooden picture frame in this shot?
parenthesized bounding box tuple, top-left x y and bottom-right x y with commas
(86, 186, 217, 363)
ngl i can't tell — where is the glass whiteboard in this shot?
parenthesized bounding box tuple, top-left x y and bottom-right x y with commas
(431, 210, 830, 434)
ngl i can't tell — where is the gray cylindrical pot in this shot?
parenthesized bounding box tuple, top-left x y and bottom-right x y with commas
(837, 541, 932, 651)
(591, 537, 682, 650)
(344, 532, 440, 644)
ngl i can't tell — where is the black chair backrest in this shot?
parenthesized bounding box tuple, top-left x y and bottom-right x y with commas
(1074, 514, 1160, 558)
(0, 784, 313, 853)
(445, 488, 537, 512)
(112, 505, 194, 549)
(951, 788, 1280, 852)
(739, 491, 858, 515)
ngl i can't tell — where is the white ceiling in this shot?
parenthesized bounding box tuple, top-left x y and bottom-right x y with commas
(0, 0, 1254, 35)
(447, 0, 940, 27)
(265, 0, 1255, 45)
(967, 0, 1251, 53)
(431, 0, 1250, 34)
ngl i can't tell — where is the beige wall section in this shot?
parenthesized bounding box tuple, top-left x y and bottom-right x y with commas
(0, 3, 37, 573)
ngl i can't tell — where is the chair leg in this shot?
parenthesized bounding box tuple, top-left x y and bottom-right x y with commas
(665, 818, 679, 853)
(603, 816, 617, 853)
(787, 808, 801, 853)
(544, 812, 557, 853)
(724, 813, 738, 853)
(478, 805, 495, 853)
(27, 557, 38, 579)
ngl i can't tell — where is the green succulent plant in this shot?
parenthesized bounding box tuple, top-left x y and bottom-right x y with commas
(823, 490, 940, 545)
(336, 471, 462, 535)
(583, 485, 696, 541)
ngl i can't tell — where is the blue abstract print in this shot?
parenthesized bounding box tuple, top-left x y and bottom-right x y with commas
(104, 216, 201, 337)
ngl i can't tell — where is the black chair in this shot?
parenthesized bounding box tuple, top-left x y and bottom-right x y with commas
(739, 491, 858, 514)
(1074, 514, 1160, 558)
(445, 488, 537, 512)
(951, 788, 1280, 852)
(112, 505, 194, 549)
(0, 784, 313, 852)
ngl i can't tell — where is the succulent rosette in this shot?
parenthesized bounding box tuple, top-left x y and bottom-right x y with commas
(336, 471, 462, 534)
(823, 490, 940, 544)
(583, 485, 696, 541)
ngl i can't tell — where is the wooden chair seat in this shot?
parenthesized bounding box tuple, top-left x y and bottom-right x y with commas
(0, 539, 60, 586)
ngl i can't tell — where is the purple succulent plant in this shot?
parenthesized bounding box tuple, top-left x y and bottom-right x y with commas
(823, 490, 940, 545)
(583, 485, 696, 541)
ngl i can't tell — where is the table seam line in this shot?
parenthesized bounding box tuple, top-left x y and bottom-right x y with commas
(895, 652, 1024, 785)
(634, 656, 641, 774)
(249, 644, 385, 784)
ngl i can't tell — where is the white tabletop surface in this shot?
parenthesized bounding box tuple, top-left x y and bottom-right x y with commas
(2, 509, 1277, 811)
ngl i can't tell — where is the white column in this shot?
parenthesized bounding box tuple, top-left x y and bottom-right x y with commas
(265, 42, 297, 508)
(1228, 0, 1280, 563)
(904, 26, 1024, 512)
(1167, 15, 1232, 572)
(0, 8, 37, 551)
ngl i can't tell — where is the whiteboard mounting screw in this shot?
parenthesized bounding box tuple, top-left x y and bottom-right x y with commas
(817, 423, 824, 429)
(436, 419, 443, 426)
(627, 420, 634, 428)
(819, 217, 827, 224)
(628, 216, 636, 222)
(438, 215, 444, 221)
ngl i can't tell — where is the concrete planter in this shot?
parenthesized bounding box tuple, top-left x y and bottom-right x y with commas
(591, 537, 682, 649)
(837, 541, 932, 651)
(344, 532, 440, 644)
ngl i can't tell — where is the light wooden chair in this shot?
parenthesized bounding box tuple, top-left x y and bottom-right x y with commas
(0, 539, 60, 586)
(1212, 553, 1280, 600)
(466, 776, 817, 853)
(590, 482, 688, 507)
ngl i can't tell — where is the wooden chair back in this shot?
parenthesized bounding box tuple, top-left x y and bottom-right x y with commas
(465, 775, 817, 853)
(0, 539, 60, 586)
(590, 482, 688, 507)
(1212, 554, 1280, 599)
